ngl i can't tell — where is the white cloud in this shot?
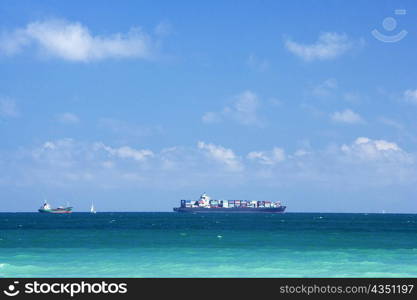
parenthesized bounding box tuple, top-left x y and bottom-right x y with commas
(2, 137, 417, 192)
(56, 112, 80, 124)
(43, 141, 57, 150)
(294, 149, 310, 157)
(31, 138, 78, 168)
(197, 141, 242, 171)
(340, 137, 412, 162)
(95, 143, 154, 162)
(247, 54, 269, 72)
(331, 109, 363, 124)
(0, 98, 19, 117)
(404, 89, 417, 104)
(0, 19, 154, 62)
(285, 32, 354, 61)
(202, 90, 263, 126)
(247, 147, 285, 165)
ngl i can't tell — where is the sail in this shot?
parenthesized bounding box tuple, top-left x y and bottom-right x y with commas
(90, 203, 96, 213)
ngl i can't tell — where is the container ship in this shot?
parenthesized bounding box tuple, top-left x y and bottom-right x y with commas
(38, 201, 73, 214)
(173, 193, 286, 213)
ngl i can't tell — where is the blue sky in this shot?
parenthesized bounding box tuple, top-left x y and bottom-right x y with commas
(1, 0, 417, 212)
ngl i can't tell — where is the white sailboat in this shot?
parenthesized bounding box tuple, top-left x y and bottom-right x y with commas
(90, 202, 96, 214)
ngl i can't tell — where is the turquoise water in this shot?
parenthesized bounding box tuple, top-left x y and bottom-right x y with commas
(1, 212, 417, 277)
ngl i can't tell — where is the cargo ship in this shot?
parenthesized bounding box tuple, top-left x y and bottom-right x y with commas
(38, 201, 73, 214)
(174, 193, 286, 213)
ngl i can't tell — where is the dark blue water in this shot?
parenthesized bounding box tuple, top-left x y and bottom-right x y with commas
(1, 213, 417, 277)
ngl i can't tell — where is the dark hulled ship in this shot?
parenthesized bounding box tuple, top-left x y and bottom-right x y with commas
(38, 201, 72, 214)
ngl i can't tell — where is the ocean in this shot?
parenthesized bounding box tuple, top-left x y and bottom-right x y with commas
(1, 212, 417, 277)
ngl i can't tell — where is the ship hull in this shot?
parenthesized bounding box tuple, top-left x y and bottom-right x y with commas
(38, 208, 72, 214)
(173, 206, 286, 213)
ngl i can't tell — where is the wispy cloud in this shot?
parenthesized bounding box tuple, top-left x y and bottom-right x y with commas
(0, 19, 155, 62)
(404, 89, 417, 104)
(285, 32, 355, 61)
(202, 90, 263, 126)
(247, 147, 285, 165)
(56, 112, 80, 124)
(95, 143, 154, 162)
(2, 137, 416, 190)
(0, 97, 19, 117)
(330, 109, 363, 124)
(312, 78, 338, 97)
(201, 112, 222, 124)
(197, 141, 243, 171)
(247, 54, 269, 72)
(379, 117, 404, 130)
(154, 21, 172, 36)
(32, 138, 79, 168)
(343, 92, 361, 104)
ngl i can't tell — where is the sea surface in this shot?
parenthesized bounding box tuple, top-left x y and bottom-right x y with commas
(1, 212, 417, 277)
